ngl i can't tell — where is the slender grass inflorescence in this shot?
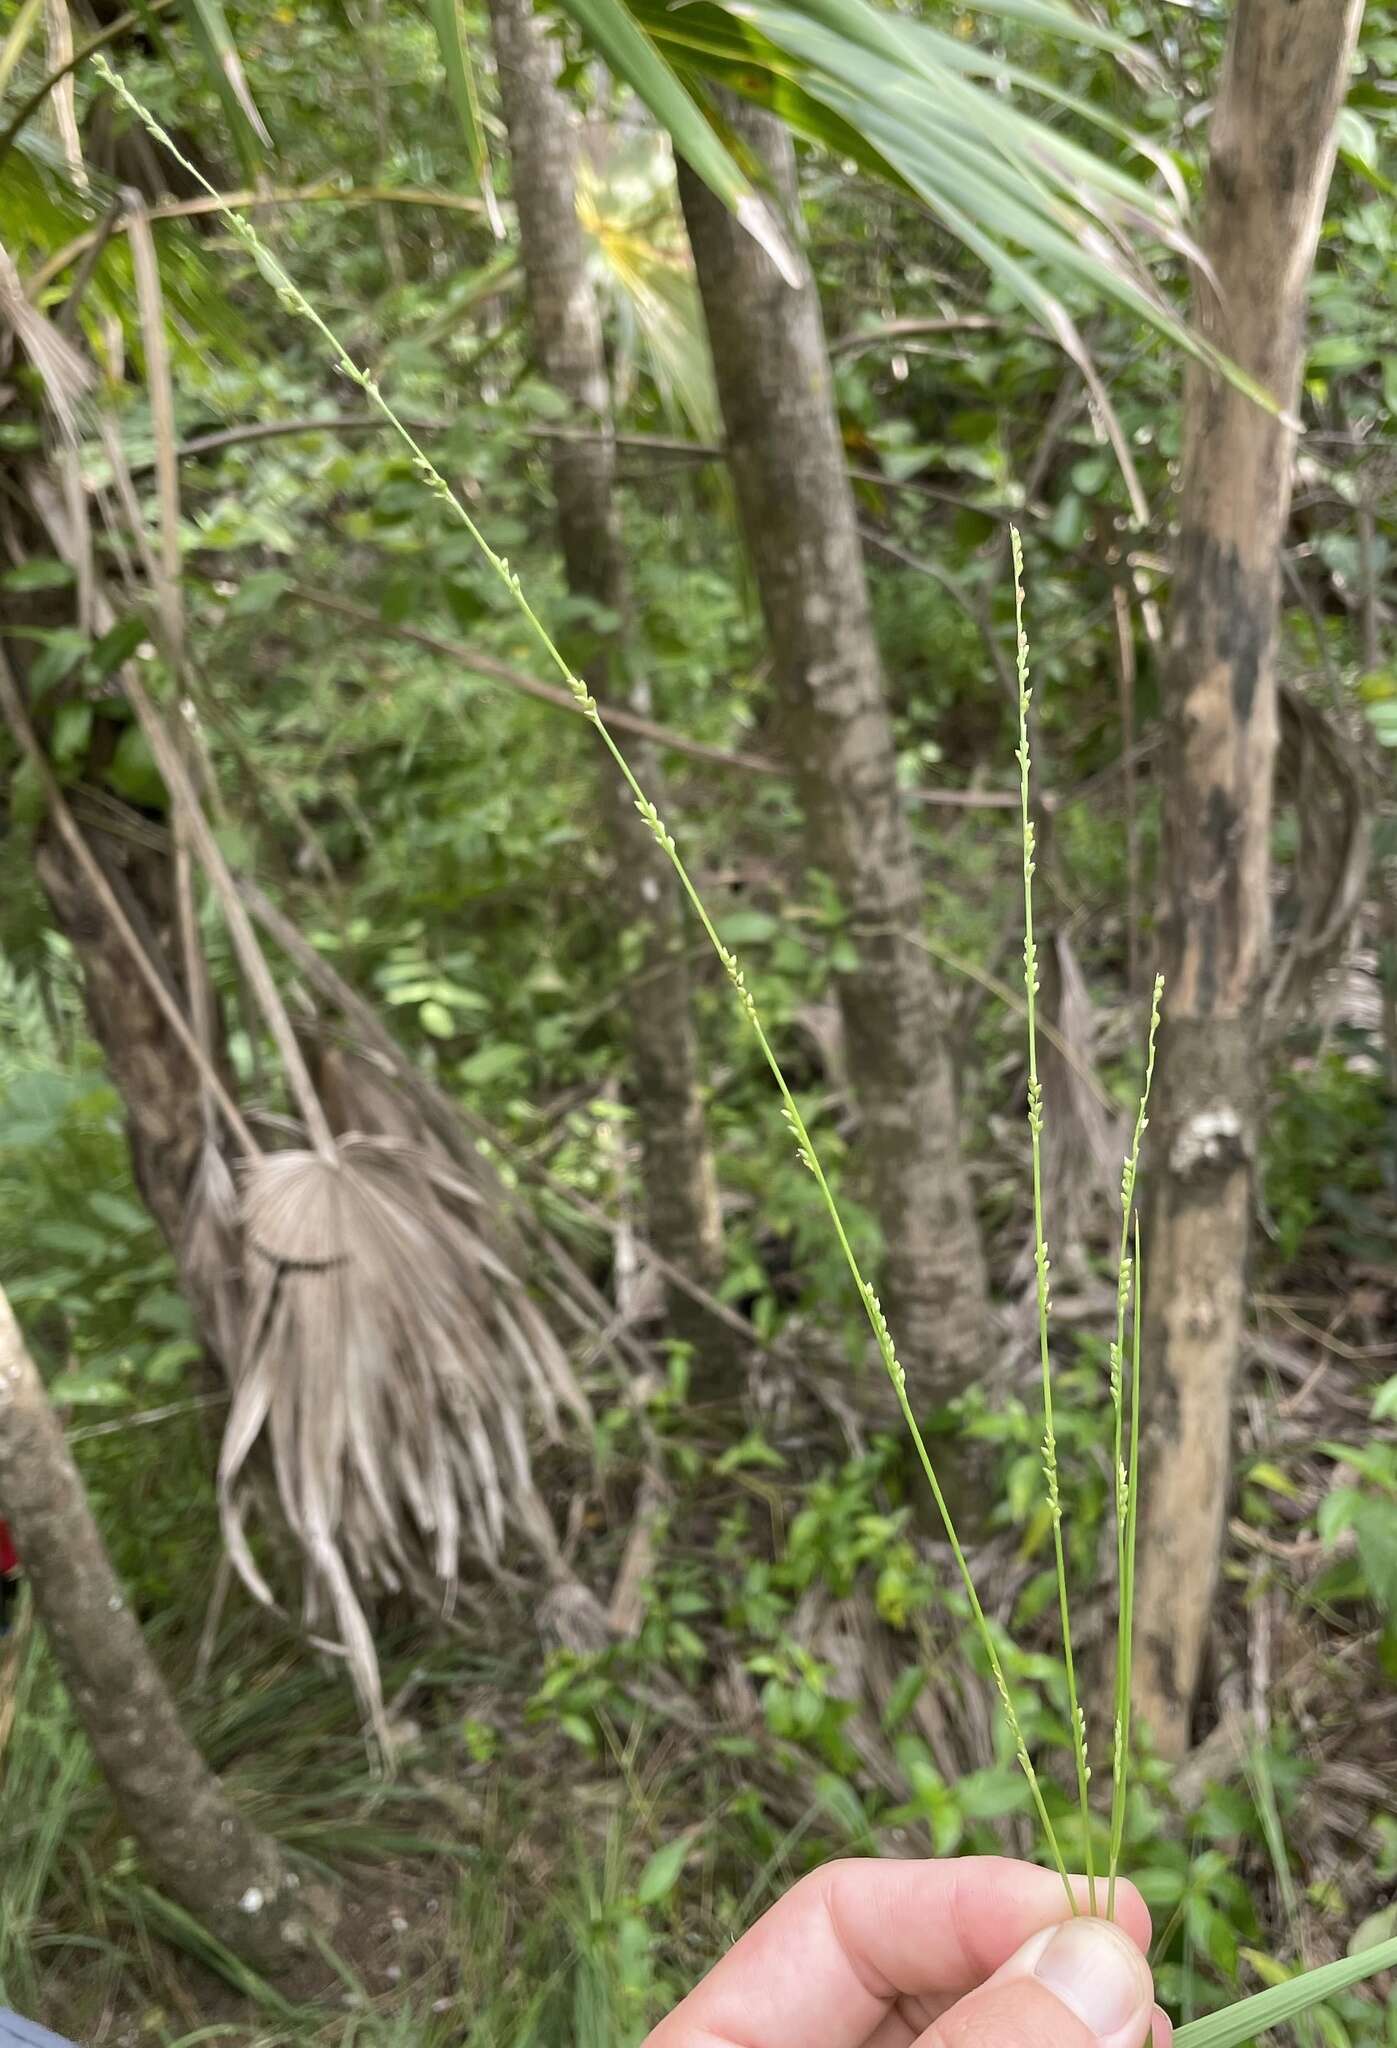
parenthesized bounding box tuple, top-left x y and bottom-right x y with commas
(1011, 531, 1096, 1914)
(1107, 993, 1160, 1917)
(90, 60, 1397, 2038)
(96, 49, 1076, 1908)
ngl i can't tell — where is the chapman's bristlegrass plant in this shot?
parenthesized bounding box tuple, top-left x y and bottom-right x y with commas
(93, 56, 1397, 2041)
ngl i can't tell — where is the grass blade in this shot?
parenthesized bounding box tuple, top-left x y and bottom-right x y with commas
(1012, 530, 1094, 1912)
(426, 0, 504, 238)
(93, 47, 1078, 1909)
(176, 0, 271, 167)
(1173, 1937, 1397, 2048)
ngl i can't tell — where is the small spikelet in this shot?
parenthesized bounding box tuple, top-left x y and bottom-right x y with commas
(633, 793, 676, 857)
(780, 1102, 815, 1174)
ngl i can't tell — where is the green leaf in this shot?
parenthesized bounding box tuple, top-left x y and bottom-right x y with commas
(86, 1191, 150, 1236)
(34, 1220, 108, 1260)
(419, 999, 457, 1039)
(426, 0, 503, 237)
(176, 0, 271, 170)
(1173, 1936, 1397, 2048)
(105, 723, 167, 808)
(29, 627, 89, 693)
(136, 1289, 194, 1335)
(89, 616, 148, 680)
(51, 701, 93, 770)
(880, 1664, 925, 1733)
(457, 1041, 526, 1086)
(53, 1371, 132, 1408)
(635, 1832, 694, 1905)
(619, 0, 1275, 418)
(0, 556, 73, 592)
(227, 570, 291, 617)
(1350, 1495, 1397, 1619)
(1349, 1904, 1397, 1956)
(554, 0, 801, 285)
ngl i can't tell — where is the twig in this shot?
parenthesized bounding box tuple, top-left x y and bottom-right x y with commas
(857, 523, 1017, 700)
(66, 1391, 230, 1442)
(829, 313, 1013, 356)
(284, 587, 1025, 810)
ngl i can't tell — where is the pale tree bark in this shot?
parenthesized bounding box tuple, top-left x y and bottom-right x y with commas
(0, 1288, 331, 1971)
(485, 0, 730, 1377)
(677, 106, 990, 1408)
(1133, 0, 1362, 1759)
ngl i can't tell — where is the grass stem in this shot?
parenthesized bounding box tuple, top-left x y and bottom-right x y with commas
(1106, 988, 1161, 1918)
(1011, 531, 1094, 1915)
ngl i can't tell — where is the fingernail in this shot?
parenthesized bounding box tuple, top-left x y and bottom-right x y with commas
(1032, 1919, 1153, 2038)
(1152, 2003, 1174, 2048)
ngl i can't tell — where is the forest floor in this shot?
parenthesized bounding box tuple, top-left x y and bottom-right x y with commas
(6, 1250, 1396, 2048)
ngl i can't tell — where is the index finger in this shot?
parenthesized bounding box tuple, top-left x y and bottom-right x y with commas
(645, 1857, 1153, 2048)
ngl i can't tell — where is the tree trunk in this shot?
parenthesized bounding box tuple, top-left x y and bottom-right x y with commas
(677, 105, 990, 1408)
(36, 815, 202, 1254)
(0, 1288, 328, 1972)
(1133, 0, 1362, 1759)
(486, 0, 730, 1379)
(33, 804, 241, 1367)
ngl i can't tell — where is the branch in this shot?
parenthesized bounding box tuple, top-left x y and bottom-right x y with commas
(283, 587, 1024, 811)
(286, 586, 781, 778)
(828, 313, 1011, 357)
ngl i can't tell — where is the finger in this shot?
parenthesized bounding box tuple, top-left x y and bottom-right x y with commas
(918, 1916, 1155, 2048)
(644, 1858, 1152, 2048)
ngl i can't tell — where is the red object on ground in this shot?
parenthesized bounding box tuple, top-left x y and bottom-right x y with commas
(0, 1520, 17, 1577)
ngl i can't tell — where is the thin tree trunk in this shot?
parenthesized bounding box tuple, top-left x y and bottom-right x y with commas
(0, 1288, 329, 1971)
(33, 808, 242, 1366)
(36, 817, 203, 1255)
(677, 105, 990, 1407)
(485, 0, 729, 1377)
(1133, 0, 1362, 1759)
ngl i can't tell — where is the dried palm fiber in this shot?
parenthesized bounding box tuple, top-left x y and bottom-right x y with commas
(121, 674, 587, 1752)
(240, 874, 752, 1365)
(3, 296, 588, 1751)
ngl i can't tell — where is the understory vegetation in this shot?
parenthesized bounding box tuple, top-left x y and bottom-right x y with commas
(0, 0, 1395, 2043)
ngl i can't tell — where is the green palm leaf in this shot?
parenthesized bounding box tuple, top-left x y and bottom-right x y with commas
(425, 0, 505, 236)
(549, 0, 1281, 410)
(177, 0, 270, 169)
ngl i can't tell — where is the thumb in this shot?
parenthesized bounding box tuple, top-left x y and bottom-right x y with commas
(921, 1916, 1158, 2048)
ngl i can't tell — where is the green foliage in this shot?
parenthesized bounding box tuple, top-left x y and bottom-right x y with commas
(0, 952, 195, 1411)
(1263, 1055, 1397, 1270)
(1, 4, 1395, 2040)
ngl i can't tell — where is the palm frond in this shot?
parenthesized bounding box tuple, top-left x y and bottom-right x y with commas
(222, 1132, 581, 1750)
(550, 0, 1281, 412)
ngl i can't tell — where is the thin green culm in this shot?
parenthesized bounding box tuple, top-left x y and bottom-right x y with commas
(1011, 530, 1094, 1914)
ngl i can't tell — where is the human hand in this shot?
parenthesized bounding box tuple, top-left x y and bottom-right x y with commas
(645, 1854, 1169, 2048)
